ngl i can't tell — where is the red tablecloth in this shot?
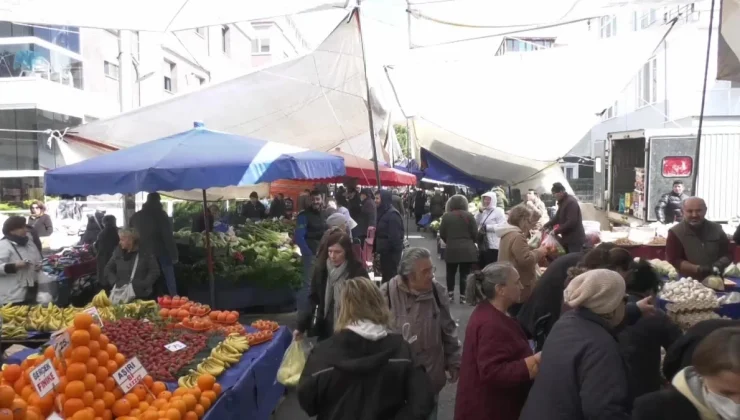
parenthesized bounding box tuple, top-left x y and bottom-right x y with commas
(626, 243, 740, 262)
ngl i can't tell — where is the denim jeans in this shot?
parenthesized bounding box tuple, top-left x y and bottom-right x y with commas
(158, 256, 177, 296)
(296, 254, 315, 313)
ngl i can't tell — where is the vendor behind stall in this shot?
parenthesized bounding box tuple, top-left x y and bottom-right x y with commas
(104, 228, 160, 301)
(665, 197, 731, 279)
(655, 180, 689, 224)
(242, 191, 267, 220)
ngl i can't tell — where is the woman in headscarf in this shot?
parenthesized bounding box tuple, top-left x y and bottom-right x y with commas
(634, 326, 740, 420)
(352, 188, 377, 246)
(519, 269, 632, 420)
(475, 192, 506, 267)
(375, 190, 405, 284)
(439, 194, 478, 304)
(297, 276, 434, 419)
(454, 262, 540, 420)
(294, 231, 369, 341)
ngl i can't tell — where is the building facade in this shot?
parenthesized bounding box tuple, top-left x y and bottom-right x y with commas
(0, 18, 308, 202)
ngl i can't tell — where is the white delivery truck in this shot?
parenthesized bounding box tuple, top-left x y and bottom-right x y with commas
(593, 127, 740, 224)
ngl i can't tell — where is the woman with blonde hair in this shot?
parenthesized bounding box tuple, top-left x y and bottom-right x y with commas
(297, 276, 435, 420)
(494, 204, 549, 315)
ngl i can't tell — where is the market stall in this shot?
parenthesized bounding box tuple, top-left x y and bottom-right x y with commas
(44, 123, 346, 308)
(1, 292, 291, 420)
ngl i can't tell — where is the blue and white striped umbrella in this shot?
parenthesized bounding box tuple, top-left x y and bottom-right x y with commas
(45, 122, 346, 196)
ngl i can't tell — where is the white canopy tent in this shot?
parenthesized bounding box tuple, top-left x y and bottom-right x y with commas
(0, 0, 355, 31)
(718, 0, 740, 81)
(387, 22, 677, 193)
(57, 10, 399, 200)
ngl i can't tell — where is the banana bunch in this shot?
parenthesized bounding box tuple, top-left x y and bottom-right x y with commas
(98, 307, 115, 322)
(224, 333, 250, 352)
(196, 358, 226, 377)
(0, 304, 29, 324)
(28, 303, 64, 332)
(178, 371, 201, 389)
(62, 307, 82, 327)
(91, 290, 112, 307)
(2, 323, 28, 339)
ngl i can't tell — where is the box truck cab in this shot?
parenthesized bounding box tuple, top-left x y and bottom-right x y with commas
(594, 127, 740, 224)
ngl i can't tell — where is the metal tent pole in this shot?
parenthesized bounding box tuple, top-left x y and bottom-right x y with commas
(355, 5, 382, 189)
(692, 0, 717, 195)
(202, 189, 216, 308)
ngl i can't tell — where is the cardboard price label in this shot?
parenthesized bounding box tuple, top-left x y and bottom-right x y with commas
(83, 307, 104, 327)
(164, 341, 187, 352)
(113, 357, 147, 394)
(51, 330, 71, 357)
(30, 359, 60, 398)
(47, 413, 64, 420)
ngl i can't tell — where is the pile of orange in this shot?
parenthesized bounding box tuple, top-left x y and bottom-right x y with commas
(207, 312, 238, 325)
(0, 313, 221, 420)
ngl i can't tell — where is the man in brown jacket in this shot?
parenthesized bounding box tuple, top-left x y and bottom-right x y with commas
(543, 182, 585, 253)
(381, 247, 461, 420)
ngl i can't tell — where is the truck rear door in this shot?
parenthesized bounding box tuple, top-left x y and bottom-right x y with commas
(646, 135, 697, 222)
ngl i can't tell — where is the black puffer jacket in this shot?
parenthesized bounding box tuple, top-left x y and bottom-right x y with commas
(618, 294, 682, 399)
(655, 192, 689, 223)
(376, 191, 404, 255)
(519, 308, 631, 420)
(298, 329, 435, 420)
(352, 189, 376, 239)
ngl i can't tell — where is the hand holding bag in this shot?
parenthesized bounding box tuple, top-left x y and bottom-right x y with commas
(110, 254, 138, 304)
(476, 211, 492, 252)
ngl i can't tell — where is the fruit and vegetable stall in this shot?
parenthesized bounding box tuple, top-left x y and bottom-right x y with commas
(172, 220, 303, 309)
(1, 291, 292, 420)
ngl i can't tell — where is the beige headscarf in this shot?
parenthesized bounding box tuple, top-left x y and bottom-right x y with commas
(564, 269, 625, 315)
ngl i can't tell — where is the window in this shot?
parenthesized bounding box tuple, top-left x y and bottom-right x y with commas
(251, 38, 271, 54)
(221, 25, 230, 55)
(163, 60, 176, 93)
(600, 16, 617, 38)
(640, 9, 657, 29)
(195, 27, 207, 37)
(636, 57, 658, 107)
(602, 101, 618, 120)
(732, 81, 740, 88)
(131, 31, 140, 61)
(561, 164, 579, 180)
(503, 38, 555, 53)
(662, 157, 692, 177)
(104, 61, 120, 80)
(189, 73, 205, 86)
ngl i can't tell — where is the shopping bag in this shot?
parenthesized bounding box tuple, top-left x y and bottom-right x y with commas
(110, 283, 136, 304)
(277, 339, 309, 387)
(528, 231, 542, 249)
(541, 233, 566, 256)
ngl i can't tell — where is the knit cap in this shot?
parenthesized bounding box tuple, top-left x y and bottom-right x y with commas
(326, 213, 346, 228)
(563, 269, 626, 315)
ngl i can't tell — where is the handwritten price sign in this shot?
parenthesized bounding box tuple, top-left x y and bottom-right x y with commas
(83, 307, 104, 327)
(164, 341, 187, 352)
(30, 359, 60, 397)
(51, 330, 71, 357)
(113, 357, 147, 394)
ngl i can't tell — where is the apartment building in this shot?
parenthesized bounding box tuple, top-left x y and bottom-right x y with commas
(575, 2, 740, 158)
(0, 18, 309, 202)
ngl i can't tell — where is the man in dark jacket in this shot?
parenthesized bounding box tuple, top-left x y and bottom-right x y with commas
(655, 180, 689, 224)
(543, 182, 585, 253)
(130, 193, 179, 296)
(294, 190, 327, 313)
(268, 193, 286, 218)
(95, 215, 119, 292)
(346, 187, 362, 225)
(413, 189, 427, 225)
(376, 190, 405, 283)
(242, 191, 267, 220)
(352, 188, 376, 246)
(665, 197, 731, 279)
(429, 191, 445, 221)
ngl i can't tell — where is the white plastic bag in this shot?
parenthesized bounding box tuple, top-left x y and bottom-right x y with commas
(277, 339, 309, 387)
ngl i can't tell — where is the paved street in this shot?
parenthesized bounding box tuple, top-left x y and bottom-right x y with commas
(271, 220, 474, 420)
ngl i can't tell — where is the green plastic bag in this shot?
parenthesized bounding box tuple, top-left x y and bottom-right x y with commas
(277, 339, 308, 387)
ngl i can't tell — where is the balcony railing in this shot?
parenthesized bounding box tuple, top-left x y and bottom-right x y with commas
(0, 43, 83, 89)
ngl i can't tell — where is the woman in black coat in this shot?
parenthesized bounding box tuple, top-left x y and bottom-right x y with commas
(297, 277, 434, 420)
(375, 190, 404, 284)
(439, 194, 477, 304)
(618, 258, 682, 400)
(295, 231, 369, 341)
(633, 326, 740, 420)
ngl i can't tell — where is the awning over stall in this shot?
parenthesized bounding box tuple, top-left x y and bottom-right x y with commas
(718, 0, 740, 82)
(387, 22, 676, 191)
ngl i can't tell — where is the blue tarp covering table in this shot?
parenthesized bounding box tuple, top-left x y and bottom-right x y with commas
(7, 326, 293, 420)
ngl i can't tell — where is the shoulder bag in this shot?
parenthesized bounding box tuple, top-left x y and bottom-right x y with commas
(475, 211, 492, 252)
(110, 254, 138, 304)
